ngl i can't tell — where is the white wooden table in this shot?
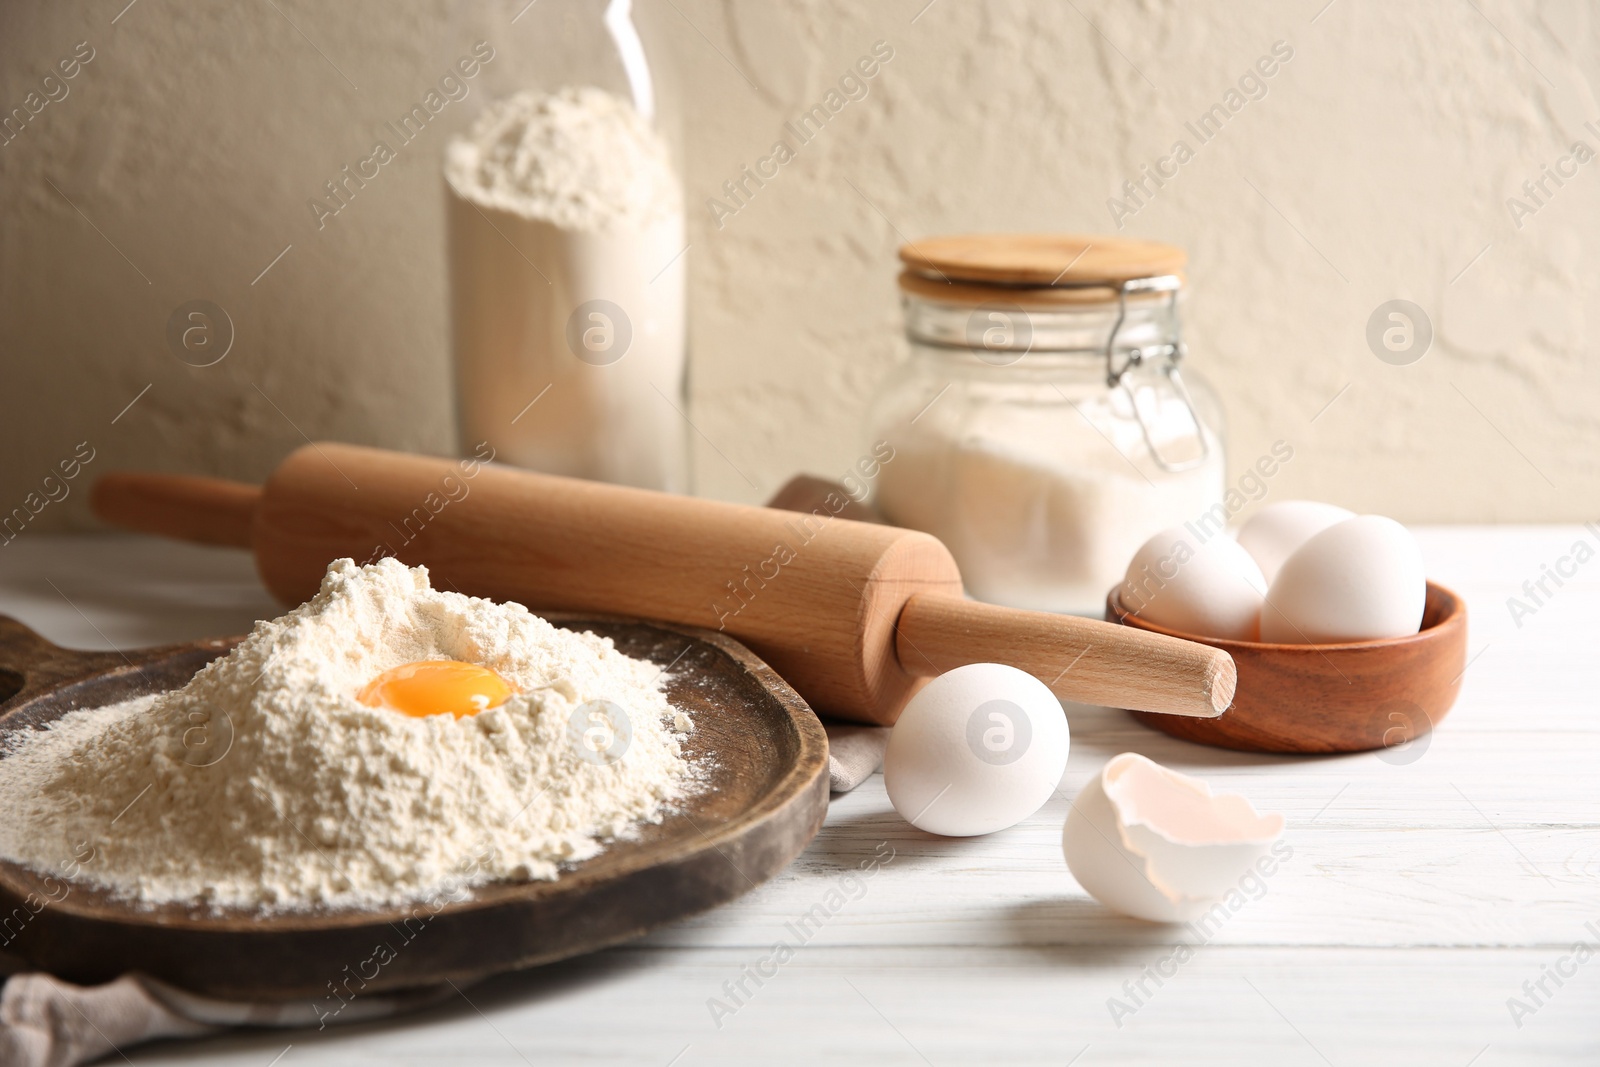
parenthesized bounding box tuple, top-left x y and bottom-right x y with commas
(1, 529, 1596, 1065)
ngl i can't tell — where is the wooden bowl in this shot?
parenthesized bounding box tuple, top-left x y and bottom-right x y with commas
(0, 614, 828, 1000)
(1103, 582, 1468, 754)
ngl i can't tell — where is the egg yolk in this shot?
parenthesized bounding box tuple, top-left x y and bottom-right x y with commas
(357, 660, 512, 719)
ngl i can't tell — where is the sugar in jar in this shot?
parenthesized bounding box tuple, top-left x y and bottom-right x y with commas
(868, 234, 1226, 615)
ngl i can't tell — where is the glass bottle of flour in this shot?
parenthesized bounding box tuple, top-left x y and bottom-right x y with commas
(868, 234, 1226, 615)
(444, 0, 688, 492)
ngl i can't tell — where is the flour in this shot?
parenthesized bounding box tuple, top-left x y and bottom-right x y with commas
(0, 558, 695, 911)
(875, 391, 1225, 614)
(446, 87, 688, 491)
(444, 87, 679, 231)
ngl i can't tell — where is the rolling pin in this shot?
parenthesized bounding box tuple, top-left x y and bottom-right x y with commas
(90, 443, 1235, 726)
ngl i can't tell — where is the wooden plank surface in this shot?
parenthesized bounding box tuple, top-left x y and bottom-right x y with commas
(0, 529, 1595, 1063)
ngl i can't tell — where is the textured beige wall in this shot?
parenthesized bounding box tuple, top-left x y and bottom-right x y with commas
(2, 0, 1597, 535)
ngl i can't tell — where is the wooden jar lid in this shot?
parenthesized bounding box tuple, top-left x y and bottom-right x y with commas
(899, 233, 1186, 292)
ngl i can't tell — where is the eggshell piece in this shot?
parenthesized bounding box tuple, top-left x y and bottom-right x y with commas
(1260, 515, 1426, 644)
(1062, 753, 1284, 923)
(1119, 526, 1268, 641)
(884, 663, 1070, 837)
(1236, 500, 1356, 584)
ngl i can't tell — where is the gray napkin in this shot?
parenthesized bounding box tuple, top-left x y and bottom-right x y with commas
(0, 973, 215, 1067)
(0, 969, 453, 1067)
(822, 720, 891, 793)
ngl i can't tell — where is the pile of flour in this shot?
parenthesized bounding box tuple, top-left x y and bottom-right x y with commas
(0, 558, 694, 911)
(444, 87, 689, 492)
(445, 86, 680, 230)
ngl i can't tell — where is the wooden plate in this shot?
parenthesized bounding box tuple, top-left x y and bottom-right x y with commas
(0, 614, 828, 1001)
(1104, 582, 1468, 754)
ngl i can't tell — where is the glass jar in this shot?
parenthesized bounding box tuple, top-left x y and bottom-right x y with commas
(443, 0, 688, 492)
(868, 235, 1226, 615)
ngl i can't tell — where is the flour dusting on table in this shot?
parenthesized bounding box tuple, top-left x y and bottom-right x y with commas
(0, 558, 695, 911)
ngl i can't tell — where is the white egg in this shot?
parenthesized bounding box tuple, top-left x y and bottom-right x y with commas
(1119, 525, 1268, 641)
(1236, 500, 1355, 584)
(884, 663, 1069, 837)
(1062, 753, 1285, 923)
(1260, 515, 1426, 644)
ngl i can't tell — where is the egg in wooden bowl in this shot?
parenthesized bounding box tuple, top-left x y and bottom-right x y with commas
(1105, 510, 1467, 754)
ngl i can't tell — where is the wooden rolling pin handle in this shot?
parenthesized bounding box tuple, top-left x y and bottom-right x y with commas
(91, 472, 260, 548)
(895, 593, 1235, 719)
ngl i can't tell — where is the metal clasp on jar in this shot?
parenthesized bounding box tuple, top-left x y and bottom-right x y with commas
(1104, 274, 1211, 473)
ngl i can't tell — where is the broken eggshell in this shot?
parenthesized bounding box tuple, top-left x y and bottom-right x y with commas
(1062, 753, 1285, 922)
